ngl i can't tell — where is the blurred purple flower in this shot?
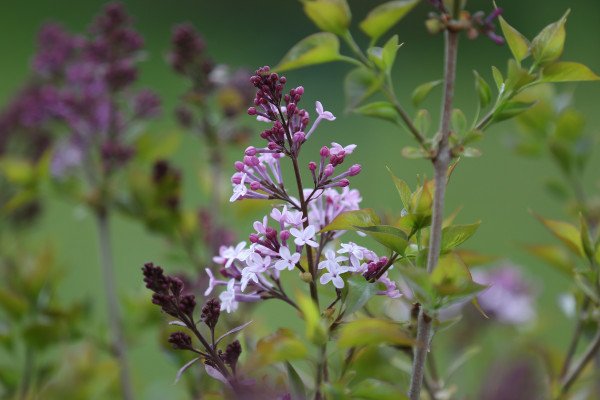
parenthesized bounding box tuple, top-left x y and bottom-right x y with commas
(472, 264, 537, 325)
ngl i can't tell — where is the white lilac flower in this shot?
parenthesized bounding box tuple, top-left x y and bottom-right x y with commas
(305, 101, 335, 139)
(318, 251, 351, 289)
(270, 206, 288, 224)
(219, 279, 239, 313)
(240, 253, 271, 291)
(220, 241, 251, 269)
(290, 225, 319, 248)
(318, 250, 349, 271)
(204, 268, 227, 296)
(274, 246, 301, 271)
(230, 172, 248, 202)
(337, 242, 366, 270)
(329, 142, 357, 155)
(285, 210, 307, 227)
(253, 215, 269, 235)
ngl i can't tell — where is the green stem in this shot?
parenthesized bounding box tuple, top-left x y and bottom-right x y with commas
(558, 327, 600, 398)
(409, 28, 459, 400)
(559, 297, 590, 380)
(96, 211, 135, 400)
(19, 346, 33, 400)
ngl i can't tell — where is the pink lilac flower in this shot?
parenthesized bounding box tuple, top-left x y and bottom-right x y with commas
(240, 254, 271, 291)
(204, 268, 228, 296)
(274, 246, 301, 271)
(305, 101, 335, 139)
(290, 225, 318, 248)
(285, 210, 306, 227)
(219, 279, 239, 313)
(318, 250, 351, 289)
(214, 241, 251, 269)
(329, 142, 356, 156)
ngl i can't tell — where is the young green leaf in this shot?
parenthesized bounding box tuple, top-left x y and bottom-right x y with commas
(580, 215, 596, 265)
(492, 100, 536, 123)
(531, 9, 570, 67)
(440, 222, 482, 252)
(319, 209, 380, 233)
(498, 16, 530, 63)
(344, 67, 381, 111)
(286, 362, 307, 400)
(351, 378, 409, 400)
(491, 65, 504, 92)
(359, 0, 419, 41)
(355, 225, 409, 255)
(473, 71, 492, 108)
(302, 0, 351, 36)
(541, 62, 600, 82)
(411, 80, 442, 108)
(275, 33, 342, 72)
(297, 293, 328, 345)
(337, 318, 415, 348)
(413, 109, 432, 135)
(451, 109, 467, 136)
(382, 35, 401, 74)
(344, 278, 379, 316)
(532, 212, 584, 258)
(247, 328, 308, 369)
(354, 101, 399, 124)
(387, 167, 412, 211)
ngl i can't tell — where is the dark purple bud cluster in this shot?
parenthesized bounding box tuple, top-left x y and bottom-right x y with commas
(151, 160, 182, 211)
(169, 23, 213, 92)
(168, 331, 192, 350)
(32, 23, 83, 78)
(201, 297, 221, 329)
(142, 262, 196, 319)
(249, 226, 282, 254)
(248, 66, 309, 156)
(362, 257, 390, 280)
(101, 141, 135, 172)
(219, 339, 242, 371)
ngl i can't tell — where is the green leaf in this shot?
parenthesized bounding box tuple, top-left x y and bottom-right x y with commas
(319, 209, 380, 233)
(522, 244, 574, 276)
(286, 362, 307, 400)
(275, 33, 342, 72)
(23, 320, 67, 350)
(431, 253, 489, 308)
(302, 0, 351, 36)
(411, 80, 442, 108)
(413, 109, 431, 136)
(248, 328, 308, 369)
(344, 67, 382, 111)
(492, 100, 536, 123)
(0, 289, 29, 319)
(355, 225, 409, 255)
(359, 0, 419, 41)
(473, 71, 492, 108)
(505, 59, 536, 92)
(351, 378, 409, 400)
(382, 35, 401, 74)
(440, 222, 481, 252)
(0, 157, 35, 184)
(397, 213, 432, 238)
(338, 318, 415, 348)
(451, 109, 467, 136)
(554, 109, 585, 142)
(398, 265, 436, 305)
(354, 102, 399, 124)
(297, 292, 327, 345)
(462, 147, 482, 158)
(541, 62, 600, 82)
(498, 16, 530, 63)
(580, 215, 596, 265)
(135, 131, 182, 162)
(387, 167, 412, 211)
(491, 65, 504, 92)
(463, 129, 483, 146)
(344, 278, 378, 316)
(548, 139, 573, 174)
(531, 9, 570, 67)
(574, 275, 600, 305)
(532, 212, 584, 258)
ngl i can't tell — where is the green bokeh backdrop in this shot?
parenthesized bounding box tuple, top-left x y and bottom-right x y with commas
(1, 0, 599, 398)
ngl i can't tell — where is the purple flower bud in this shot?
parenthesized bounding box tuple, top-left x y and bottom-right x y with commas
(320, 147, 330, 157)
(295, 86, 304, 95)
(250, 181, 260, 190)
(324, 164, 334, 177)
(168, 331, 192, 350)
(265, 227, 277, 240)
(338, 179, 350, 187)
(349, 164, 361, 176)
(293, 132, 305, 143)
(201, 297, 221, 329)
(234, 161, 245, 172)
(245, 146, 257, 156)
(308, 161, 317, 171)
(249, 233, 259, 243)
(267, 142, 278, 150)
(133, 89, 161, 119)
(248, 107, 257, 115)
(243, 155, 260, 167)
(280, 230, 290, 241)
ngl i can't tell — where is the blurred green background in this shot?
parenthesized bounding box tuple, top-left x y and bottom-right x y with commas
(1, 0, 599, 398)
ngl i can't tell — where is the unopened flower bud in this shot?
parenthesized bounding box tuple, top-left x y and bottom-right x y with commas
(250, 181, 260, 190)
(324, 164, 334, 177)
(247, 107, 257, 115)
(349, 164, 361, 176)
(234, 161, 245, 172)
(245, 146, 257, 156)
(280, 230, 290, 241)
(338, 179, 350, 187)
(300, 272, 313, 283)
(308, 161, 317, 171)
(249, 233, 259, 243)
(293, 132, 305, 143)
(320, 147, 330, 157)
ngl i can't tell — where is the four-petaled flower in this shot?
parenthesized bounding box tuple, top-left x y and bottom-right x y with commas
(337, 242, 365, 270)
(219, 279, 238, 313)
(220, 241, 251, 269)
(318, 250, 350, 289)
(240, 253, 271, 291)
(315, 101, 335, 121)
(274, 246, 301, 271)
(290, 225, 319, 248)
(330, 142, 356, 155)
(230, 173, 248, 202)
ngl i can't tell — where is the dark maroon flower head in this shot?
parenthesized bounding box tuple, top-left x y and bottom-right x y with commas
(32, 23, 83, 78)
(142, 262, 170, 293)
(362, 257, 389, 280)
(169, 23, 214, 93)
(201, 298, 221, 329)
(219, 339, 242, 370)
(168, 331, 192, 350)
(133, 89, 161, 119)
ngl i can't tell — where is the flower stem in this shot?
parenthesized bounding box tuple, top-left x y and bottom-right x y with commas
(559, 297, 590, 380)
(96, 211, 135, 400)
(409, 28, 459, 400)
(558, 327, 600, 397)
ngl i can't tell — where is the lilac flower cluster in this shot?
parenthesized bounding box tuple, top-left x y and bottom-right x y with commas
(202, 67, 402, 312)
(0, 3, 161, 179)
